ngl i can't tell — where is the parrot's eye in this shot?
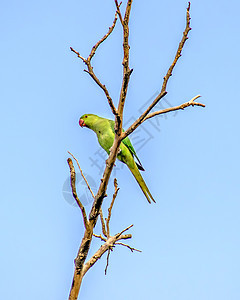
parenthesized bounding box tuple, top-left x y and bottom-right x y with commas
(85, 116, 88, 118)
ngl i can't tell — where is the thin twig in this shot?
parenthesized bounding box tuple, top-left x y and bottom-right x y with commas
(99, 208, 107, 237)
(67, 158, 89, 229)
(121, 91, 167, 139)
(115, 0, 133, 135)
(88, 12, 118, 61)
(68, 151, 95, 199)
(116, 242, 142, 253)
(106, 179, 119, 237)
(93, 233, 107, 242)
(114, 1, 123, 25)
(144, 94, 205, 121)
(104, 249, 111, 275)
(117, 224, 134, 237)
(161, 2, 191, 94)
(69, 48, 86, 62)
(82, 226, 133, 277)
(70, 11, 119, 117)
(118, 233, 132, 240)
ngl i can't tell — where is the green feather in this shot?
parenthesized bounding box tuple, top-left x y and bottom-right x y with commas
(109, 120, 145, 171)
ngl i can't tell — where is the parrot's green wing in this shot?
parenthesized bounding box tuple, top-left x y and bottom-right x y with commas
(109, 120, 145, 171)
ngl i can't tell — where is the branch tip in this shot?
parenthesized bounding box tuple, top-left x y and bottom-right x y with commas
(68, 151, 95, 199)
(67, 155, 89, 229)
(116, 242, 142, 253)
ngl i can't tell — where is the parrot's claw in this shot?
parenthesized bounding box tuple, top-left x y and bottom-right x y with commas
(109, 146, 121, 155)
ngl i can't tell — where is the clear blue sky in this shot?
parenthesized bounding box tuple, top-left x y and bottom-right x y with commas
(1, 0, 240, 299)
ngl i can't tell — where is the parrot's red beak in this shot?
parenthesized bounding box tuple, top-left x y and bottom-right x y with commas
(79, 119, 85, 127)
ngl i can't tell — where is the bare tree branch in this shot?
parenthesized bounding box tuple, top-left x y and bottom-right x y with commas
(67, 158, 89, 229)
(99, 208, 107, 237)
(115, 1, 124, 25)
(68, 151, 95, 199)
(115, 242, 142, 253)
(122, 2, 193, 140)
(161, 2, 191, 94)
(119, 233, 132, 240)
(117, 224, 134, 236)
(115, 0, 133, 134)
(106, 178, 119, 237)
(93, 233, 107, 242)
(104, 249, 111, 275)
(144, 94, 205, 121)
(68, 3, 205, 300)
(121, 95, 205, 137)
(68, 151, 107, 247)
(70, 12, 119, 117)
(121, 91, 167, 139)
(82, 225, 133, 277)
(88, 12, 118, 61)
(68, 135, 123, 300)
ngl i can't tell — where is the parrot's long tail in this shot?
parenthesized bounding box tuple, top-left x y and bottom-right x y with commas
(129, 163, 156, 204)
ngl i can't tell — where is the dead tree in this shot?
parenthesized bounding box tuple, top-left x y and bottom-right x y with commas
(67, 1, 205, 299)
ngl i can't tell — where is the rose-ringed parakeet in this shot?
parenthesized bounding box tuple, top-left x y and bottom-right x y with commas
(79, 114, 155, 204)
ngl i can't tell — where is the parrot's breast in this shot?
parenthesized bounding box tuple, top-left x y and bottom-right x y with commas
(97, 131, 114, 154)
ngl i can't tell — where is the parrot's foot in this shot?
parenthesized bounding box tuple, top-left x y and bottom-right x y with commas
(109, 146, 122, 155)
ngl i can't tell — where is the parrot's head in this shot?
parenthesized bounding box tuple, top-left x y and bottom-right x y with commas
(79, 114, 98, 129)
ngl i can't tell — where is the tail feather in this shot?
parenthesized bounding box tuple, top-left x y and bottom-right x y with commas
(129, 163, 156, 204)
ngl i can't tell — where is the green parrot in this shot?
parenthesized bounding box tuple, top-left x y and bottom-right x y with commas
(79, 114, 155, 204)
